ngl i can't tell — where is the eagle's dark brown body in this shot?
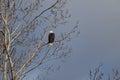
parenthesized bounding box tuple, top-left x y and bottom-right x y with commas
(48, 31, 55, 45)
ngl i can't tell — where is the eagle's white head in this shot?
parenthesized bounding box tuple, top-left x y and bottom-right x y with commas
(49, 30, 54, 33)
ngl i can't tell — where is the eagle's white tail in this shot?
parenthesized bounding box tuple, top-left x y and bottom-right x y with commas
(49, 43, 53, 46)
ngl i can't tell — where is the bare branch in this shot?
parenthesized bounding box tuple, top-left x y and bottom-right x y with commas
(15, 29, 48, 76)
(19, 46, 51, 79)
(2, 14, 15, 80)
(11, 0, 59, 43)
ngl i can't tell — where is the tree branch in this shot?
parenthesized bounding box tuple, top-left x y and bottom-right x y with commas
(15, 29, 48, 76)
(19, 46, 51, 79)
(11, 0, 59, 43)
(2, 15, 15, 80)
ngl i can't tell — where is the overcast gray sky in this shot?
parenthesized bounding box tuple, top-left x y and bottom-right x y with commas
(46, 0, 120, 80)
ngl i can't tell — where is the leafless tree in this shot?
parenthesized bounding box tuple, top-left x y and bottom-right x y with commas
(89, 65, 120, 80)
(0, 0, 80, 80)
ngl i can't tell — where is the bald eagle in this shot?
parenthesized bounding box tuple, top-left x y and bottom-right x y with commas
(48, 30, 55, 46)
